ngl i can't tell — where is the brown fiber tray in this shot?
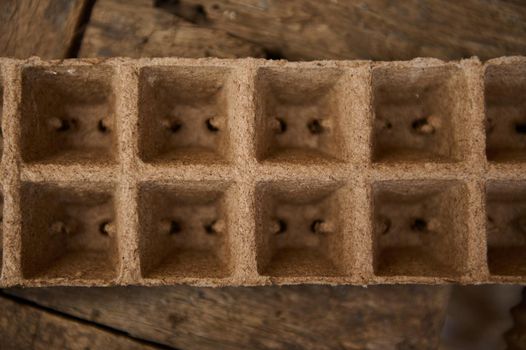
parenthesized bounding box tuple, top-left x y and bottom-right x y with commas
(0, 56, 525, 287)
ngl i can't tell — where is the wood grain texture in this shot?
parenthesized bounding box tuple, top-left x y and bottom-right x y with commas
(165, 0, 526, 60)
(440, 286, 523, 350)
(8, 285, 450, 350)
(0, 0, 88, 59)
(0, 296, 159, 350)
(79, 0, 264, 58)
(505, 288, 526, 350)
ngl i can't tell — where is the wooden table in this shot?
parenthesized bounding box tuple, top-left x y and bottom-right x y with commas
(1, 1, 526, 349)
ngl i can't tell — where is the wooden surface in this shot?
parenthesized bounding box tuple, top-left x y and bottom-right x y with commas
(506, 289, 526, 350)
(2, 0, 526, 61)
(79, 0, 264, 58)
(163, 0, 526, 61)
(7, 285, 450, 350)
(159, 0, 526, 60)
(0, 295, 158, 350)
(0, 0, 88, 59)
(441, 285, 523, 350)
(2, 0, 526, 349)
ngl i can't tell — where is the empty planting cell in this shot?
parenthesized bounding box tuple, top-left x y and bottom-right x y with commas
(485, 63, 526, 162)
(21, 183, 117, 280)
(255, 67, 346, 163)
(21, 65, 116, 164)
(139, 182, 232, 278)
(138, 66, 232, 163)
(372, 65, 467, 162)
(256, 182, 345, 277)
(373, 181, 468, 277)
(486, 182, 526, 276)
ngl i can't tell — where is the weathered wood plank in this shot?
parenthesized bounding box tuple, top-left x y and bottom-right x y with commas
(0, 296, 160, 350)
(441, 286, 523, 350)
(164, 0, 526, 60)
(79, 0, 264, 58)
(8, 285, 450, 350)
(505, 288, 526, 350)
(0, 0, 88, 59)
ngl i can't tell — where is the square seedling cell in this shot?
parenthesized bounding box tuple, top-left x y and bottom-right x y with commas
(373, 181, 468, 277)
(486, 182, 526, 276)
(138, 182, 232, 278)
(255, 67, 346, 163)
(138, 66, 232, 163)
(485, 63, 526, 162)
(372, 65, 467, 163)
(21, 65, 116, 164)
(256, 182, 345, 277)
(20, 183, 117, 280)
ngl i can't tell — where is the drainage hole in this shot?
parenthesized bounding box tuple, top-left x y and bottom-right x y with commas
(204, 220, 217, 234)
(50, 221, 72, 235)
(206, 118, 220, 132)
(169, 220, 182, 234)
(99, 221, 113, 236)
(307, 119, 324, 134)
(410, 218, 428, 232)
(515, 122, 526, 135)
(310, 219, 324, 233)
(275, 219, 287, 234)
(411, 117, 435, 135)
(274, 118, 287, 134)
(379, 217, 391, 235)
(98, 119, 110, 133)
(50, 117, 76, 132)
(168, 121, 182, 133)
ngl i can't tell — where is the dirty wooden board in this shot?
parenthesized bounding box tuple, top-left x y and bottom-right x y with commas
(0, 296, 160, 350)
(79, 0, 264, 58)
(162, 0, 526, 61)
(440, 286, 523, 350)
(506, 288, 526, 350)
(0, 0, 88, 59)
(7, 285, 450, 350)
